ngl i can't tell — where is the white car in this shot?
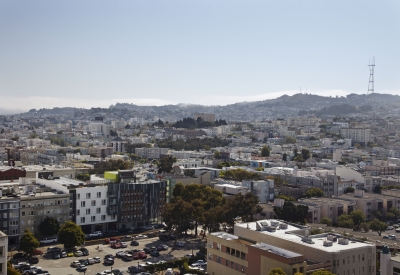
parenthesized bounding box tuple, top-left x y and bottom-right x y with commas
(135, 235, 148, 239)
(90, 231, 103, 237)
(120, 242, 128, 248)
(93, 257, 101, 263)
(165, 268, 174, 275)
(196, 260, 207, 266)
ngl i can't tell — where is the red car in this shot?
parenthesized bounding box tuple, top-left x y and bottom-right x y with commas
(138, 252, 147, 259)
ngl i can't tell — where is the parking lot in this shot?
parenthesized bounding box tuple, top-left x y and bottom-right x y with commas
(18, 235, 206, 275)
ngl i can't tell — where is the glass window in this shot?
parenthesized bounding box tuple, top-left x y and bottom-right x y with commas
(208, 253, 213, 260)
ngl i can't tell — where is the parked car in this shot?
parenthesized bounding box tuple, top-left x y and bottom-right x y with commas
(60, 251, 67, 258)
(67, 251, 74, 257)
(388, 226, 394, 230)
(79, 259, 89, 266)
(145, 225, 155, 230)
(138, 252, 147, 259)
(130, 240, 139, 246)
(135, 235, 148, 240)
(77, 265, 87, 272)
(111, 268, 123, 275)
(143, 247, 152, 254)
(389, 235, 397, 240)
(165, 268, 174, 275)
(120, 242, 128, 248)
(177, 241, 185, 247)
(104, 254, 115, 259)
(196, 260, 207, 266)
(47, 247, 62, 253)
(184, 254, 194, 258)
(71, 261, 80, 267)
(150, 250, 160, 257)
(104, 258, 114, 265)
(74, 250, 83, 257)
(40, 237, 58, 245)
(128, 266, 141, 273)
(13, 252, 26, 259)
(80, 247, 89, 256)
(90, 231, 103, 237)
(28, 256, 39, 264)
(87, 258, 95, 265)
(35, 269, 49, 274)
(116, 251, 126, 258)
(52, 252, 60, 259)
(93, 257, 101, 263)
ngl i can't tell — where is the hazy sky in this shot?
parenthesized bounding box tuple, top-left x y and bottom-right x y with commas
(1, 0, 399, 113)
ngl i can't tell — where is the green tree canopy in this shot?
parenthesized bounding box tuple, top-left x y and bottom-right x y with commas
(350, 210, 365, 227)
(92, 159, 133, 175)
(261, 146, 270, 157)
(156, 156, 177, 174)
(221, 168, 261, 181)
(303, 188, 324, 198)
(19, 229, 40, 256)
(7, 262, 21, 275)
(58, 221, 85, 248)
(301, 148, 311, 160)
(276, 194, 296, 202)
(320, 217, 332, 226)
(337, 214, 354, 229)
(388, 207, 400, 220)
(284, 136, 297, 144)
(269, 268, 286, 275)
(39, 216, 60, 237)
(273, 202, 309, 224)
(213, 150, 221, 159)
(360, 222, 370, 232)
(369, 218, 387, 236)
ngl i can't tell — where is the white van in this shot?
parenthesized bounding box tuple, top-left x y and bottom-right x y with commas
(40, 237, 57, 244)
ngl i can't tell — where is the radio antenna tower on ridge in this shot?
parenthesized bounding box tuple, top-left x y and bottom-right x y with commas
(368, 57, 375, 94)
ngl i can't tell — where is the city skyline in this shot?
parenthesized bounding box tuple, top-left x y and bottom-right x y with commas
(1, 0, 399, 114)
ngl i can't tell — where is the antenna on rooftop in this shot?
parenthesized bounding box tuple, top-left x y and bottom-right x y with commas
(367, 57, 375, 95)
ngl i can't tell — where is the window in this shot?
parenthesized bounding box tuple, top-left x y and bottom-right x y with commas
(231, 249, 235, 256)
(226, 260, 229, 266)
(353, 255, 355, 262)
(91, 216, 95, 222)
(293, 268, 297, 275)
(231, 262, 234, 268)
(208, 253, 213, 260)
(102, 199, 106, 205)
(97, 192, 101, 198)
(86, 193, 91, 199)
(362, 254, 364, 261)
(241, 252, 245, 259)
(2, 213, 7, 218)
(96, 208, 101, 214)
(22, 211, 25, 216)
(216, 256, 221, 263)
(101, 215, 106, 221)
(86, 209, 91, 214)
(80, 217, 85, 223)
(81, 201, 85, 207)
(348, 257, 350, 263)
(208, 241, 213, 248)
(91, 200, 96, 206)
(77, 210, 80, 215)
(77, 194, 80, 199)
(217, 243, 221, 251)
(226, 247, 230, 254)
(242, 266, 245, 273)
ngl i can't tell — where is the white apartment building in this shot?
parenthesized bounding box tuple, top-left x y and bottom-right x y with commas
(111, 141, 128, 153)
(88, 123, 111, 136)
(340, 127, 371, 145)
(0, 231, 7, 275)
(75, 185, 117, 232)
(111, 120, 126, 129)
(173, 159, 202, 169)
(234, 220, 376, 275)
(26, 139, 51, 148)
(217, 125, 230, 136)
(242, 179, 275, 203)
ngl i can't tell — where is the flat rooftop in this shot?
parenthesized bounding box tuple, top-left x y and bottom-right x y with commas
(252, 242, 303, 258)
(235, 219, 374, 252)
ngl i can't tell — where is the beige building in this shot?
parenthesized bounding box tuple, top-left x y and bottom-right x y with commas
(26, 139, 51, 148)
(234, 220, 376, 275)
(22, 165, 77, 179)
(19, 184, 70, 238)
(0, 231, 7, 275)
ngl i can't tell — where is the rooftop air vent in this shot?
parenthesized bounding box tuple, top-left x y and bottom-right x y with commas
(279, 223, 288, 230)
(323, 240, 333, 247)
(338, 238, 349, 245)
(327, 235, 337, 242)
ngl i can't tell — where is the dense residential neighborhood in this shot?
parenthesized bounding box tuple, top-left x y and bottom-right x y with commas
(3, 93, 400, 274)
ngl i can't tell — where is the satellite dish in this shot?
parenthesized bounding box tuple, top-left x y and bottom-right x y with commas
(305, 230, 309, 237)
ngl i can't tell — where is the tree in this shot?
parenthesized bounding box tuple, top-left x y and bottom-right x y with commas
(228, 193, 263, 223)
(350, 210, 365, 227)
(19, 229, 40, 256)
(373, 185, 382, 194)
(344, 186, 355, 193)
(39, 216, 60, 237)
(320, 217, 333, 226)
(369, 218, 388, 236)
(7, 262, 21, 275)
(337, 214, 354, 229)
(360, 222, 370, 232)
(301, 148, 311, 160)
(371, 210, 382, 219)
(269, 268, 286, 275)
(92, 159, 133, 175)
(276, 194, 296, 202)
(109, 129, 118, 137)
(261, 146, 270, 157)
(282, 153, 288, 161)
(58, 221, 85, 248)
(303, 188, 324, 198)
(0, 128, 4, 134)
(157, 156, 177, 174)
(58, 148, 67, 156)
(388, 207, 400, 220)
(284, 136, 296, 144)
(274, 202, 309, 224)
(213, 151, 221, 159)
